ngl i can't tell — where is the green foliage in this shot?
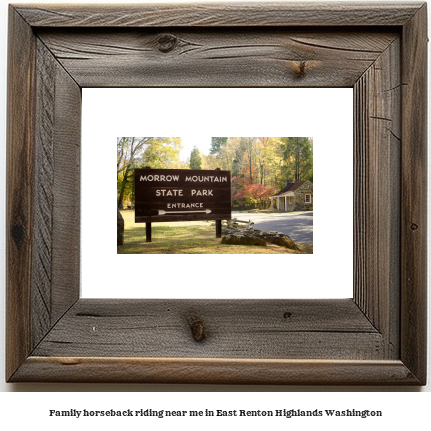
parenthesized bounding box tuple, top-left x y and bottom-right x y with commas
(189, 146, 202, 170)
(117, 137, 152, 208)
(280, 137, 313, 182)
(118, 136, 313, 209)
(117, 137, 182, 207)
(215, 137, 312, 207)
(139, 137, 182, 169)
(210, 137, 228, 155)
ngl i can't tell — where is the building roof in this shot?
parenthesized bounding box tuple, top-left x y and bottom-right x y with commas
(272, 181, 307, 197)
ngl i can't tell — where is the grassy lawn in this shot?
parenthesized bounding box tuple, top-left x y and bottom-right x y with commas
(118, 210, 312, 254)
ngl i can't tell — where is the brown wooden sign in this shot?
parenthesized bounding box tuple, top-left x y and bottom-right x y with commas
(135, 168, 231, 223)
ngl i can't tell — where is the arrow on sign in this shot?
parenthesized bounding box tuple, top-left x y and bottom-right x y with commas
(158, 209, 212, 215)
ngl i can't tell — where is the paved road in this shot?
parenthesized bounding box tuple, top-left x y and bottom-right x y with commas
(231, 211, 313, 245)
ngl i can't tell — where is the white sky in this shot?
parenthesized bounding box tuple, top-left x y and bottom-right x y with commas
(179, 136, 212, 161)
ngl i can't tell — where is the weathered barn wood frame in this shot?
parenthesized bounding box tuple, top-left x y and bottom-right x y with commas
(6, 2, 427, 384)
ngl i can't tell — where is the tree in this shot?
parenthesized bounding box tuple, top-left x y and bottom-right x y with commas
(201, 153, 219, 170)
(255, 137, 282, 185)
(243, 183, 277, 209)
(210, 137, 228, 155)
(255, 137, 284, 189)
(239, 137, 259, 184)
(189, 146, 202, 170)
(231, 168, 276, 209)
(117, 137, 183, 208)
(203, 137, 237, 172)
(281, 137, 313, 182)
(140, 137, 182, 169)
(117, 137, 151, 208)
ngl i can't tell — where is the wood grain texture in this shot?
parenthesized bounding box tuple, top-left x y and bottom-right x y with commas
(400, 3, 428, 384)
(37, 29, 398, 88)
(7, 10, 82, 382)
(50, 52, 81, 324)
(31, 39, 81, 349)
(6, 7, 36, 381)
(15, 2, 423, 27)
(353, 38, 401, 359)
(6, 2, 427, 385)
(31, 40, 56, 347)
(12, 357, 420, 385)
(32, 299, 383, 360)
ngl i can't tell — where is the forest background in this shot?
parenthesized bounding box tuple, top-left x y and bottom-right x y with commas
(117, 137, 313, 210)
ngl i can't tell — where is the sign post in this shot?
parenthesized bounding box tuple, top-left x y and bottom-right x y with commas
(145, 222, 152, 243)
(134, 168, 231, 242)
(215, 220, 222, 238)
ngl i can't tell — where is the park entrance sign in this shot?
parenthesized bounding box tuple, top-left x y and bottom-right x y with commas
(134, 168, 231, 223)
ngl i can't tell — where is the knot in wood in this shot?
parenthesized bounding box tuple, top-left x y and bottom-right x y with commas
(293, 61, 307, 78)
(186, 314, 206, 342)
(411, 223, 419, 231)
(11, 223, 25, 246)
(157, 34, 178, 53)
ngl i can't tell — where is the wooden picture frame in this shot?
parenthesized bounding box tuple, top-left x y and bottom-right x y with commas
(6, 2, 427, 385)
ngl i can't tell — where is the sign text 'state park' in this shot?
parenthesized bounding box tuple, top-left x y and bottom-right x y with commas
(134, 168, 231, 223)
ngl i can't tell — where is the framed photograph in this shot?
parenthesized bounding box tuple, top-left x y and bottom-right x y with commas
(6, 2, 427, 384)
(84, 88, 351, 299)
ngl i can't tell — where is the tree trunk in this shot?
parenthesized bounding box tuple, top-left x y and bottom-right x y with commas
(117, 207, 124, 246)
(117, 167, 130, 208)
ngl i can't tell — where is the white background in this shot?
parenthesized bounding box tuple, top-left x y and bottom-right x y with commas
(82, 87, 353, 299)
(0, 0, 429, 414)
